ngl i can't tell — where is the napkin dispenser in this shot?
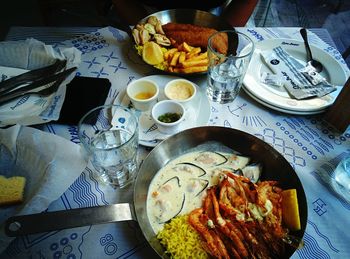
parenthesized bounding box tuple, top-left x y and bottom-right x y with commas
(324, 77, 350, 132)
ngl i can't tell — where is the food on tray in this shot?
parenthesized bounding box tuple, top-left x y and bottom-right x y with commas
(0, 175, 26, 206)
(158, 112, 182, 123)
(164, 42, 209, 73)
(133, 16, 219, 73)
(147, 150, 301, 258)
(163, 23, 228, 54)
(142, 41, 164, 65)
(157, 214, 209, 259)
(281, 188, 301, 231)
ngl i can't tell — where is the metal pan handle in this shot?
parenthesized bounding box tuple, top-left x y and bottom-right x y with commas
(5, 203, 136, 237)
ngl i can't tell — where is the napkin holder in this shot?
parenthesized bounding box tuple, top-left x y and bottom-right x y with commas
(324, 77, 350, 132)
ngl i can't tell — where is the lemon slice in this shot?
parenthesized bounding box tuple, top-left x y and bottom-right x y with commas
(281, 189, 301, 231)
(142, 42, 164, 65)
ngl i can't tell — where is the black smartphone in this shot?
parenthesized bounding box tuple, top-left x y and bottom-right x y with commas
(57, 76, 111, 125)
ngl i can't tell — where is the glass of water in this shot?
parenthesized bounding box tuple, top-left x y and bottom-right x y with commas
(78, 104, 139, 188)
(207, 30, 254, 103)
(334, 155, 350, 202)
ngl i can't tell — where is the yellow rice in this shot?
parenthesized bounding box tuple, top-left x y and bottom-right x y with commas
(157, 215, 209, 259)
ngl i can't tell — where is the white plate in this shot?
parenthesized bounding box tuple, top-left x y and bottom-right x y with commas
(118, 75, 211, 147)
(244, 86, 325, 115)
(243, 38, 347, 113)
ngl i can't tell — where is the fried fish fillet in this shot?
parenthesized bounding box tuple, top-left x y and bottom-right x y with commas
(163, 23, 228, 54)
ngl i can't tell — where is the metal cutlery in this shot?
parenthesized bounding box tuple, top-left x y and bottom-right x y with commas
(0, 59, 67, 94)
(300, 28, 323, 73)
(0, 67, 77, 105)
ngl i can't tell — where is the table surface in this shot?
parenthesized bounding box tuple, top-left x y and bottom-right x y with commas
(1, 26, 350, 259)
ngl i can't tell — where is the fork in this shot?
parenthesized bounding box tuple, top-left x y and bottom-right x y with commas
(0, 67, 77, 106)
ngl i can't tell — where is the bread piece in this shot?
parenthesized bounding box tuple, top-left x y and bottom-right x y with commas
(0, 175, 26, 206)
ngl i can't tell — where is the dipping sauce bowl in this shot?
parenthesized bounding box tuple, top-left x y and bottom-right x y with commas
(164, 79, 196, 108)
(127, 79, 159, 111)
(151, 100, 185, 134)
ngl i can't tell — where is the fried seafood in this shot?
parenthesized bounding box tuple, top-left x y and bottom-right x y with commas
(163, 23, 228, 54)
(189, 172, 288, 259)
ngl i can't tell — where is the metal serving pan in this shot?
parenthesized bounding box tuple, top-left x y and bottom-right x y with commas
(5, 126, 307, 258)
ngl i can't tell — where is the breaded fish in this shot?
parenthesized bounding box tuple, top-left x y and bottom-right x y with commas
(163, 23, 228, 54)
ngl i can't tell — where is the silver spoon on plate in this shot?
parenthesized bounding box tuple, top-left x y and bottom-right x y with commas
(300, 28, 323, 73)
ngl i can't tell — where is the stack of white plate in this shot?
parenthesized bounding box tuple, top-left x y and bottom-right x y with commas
(242, 39, 348, 115)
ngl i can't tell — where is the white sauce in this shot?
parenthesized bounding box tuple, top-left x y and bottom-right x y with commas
(147, 151, 251, 233)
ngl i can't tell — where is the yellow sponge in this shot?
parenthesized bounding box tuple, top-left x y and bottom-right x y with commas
(0, 175, 26, 206)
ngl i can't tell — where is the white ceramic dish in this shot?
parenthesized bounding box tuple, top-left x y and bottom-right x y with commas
(151, 100, 185, 134)
(244, 86, 325, 115)
(117, 75, 211, 147)
(243, 38, 348, 113)
(126, 78, 159, 111)
(164, 78, 197, 108)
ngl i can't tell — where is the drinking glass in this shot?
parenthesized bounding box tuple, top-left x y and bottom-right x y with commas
(333, 155, 350, 201)
(207, 30, 254, 103)
(78, 104, 139, 188)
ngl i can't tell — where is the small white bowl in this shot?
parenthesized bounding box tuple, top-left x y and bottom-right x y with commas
(126, 79, 159, 111)
(164, 79, 197, 108)
(151, 100, 185, 134)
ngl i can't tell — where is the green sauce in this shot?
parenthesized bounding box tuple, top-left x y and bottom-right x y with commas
(158, 113, 182, 123)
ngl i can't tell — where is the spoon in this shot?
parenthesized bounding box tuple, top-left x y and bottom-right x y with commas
(300, 28, 323, 73)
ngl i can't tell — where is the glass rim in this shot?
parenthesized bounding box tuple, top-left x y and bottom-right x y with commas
(208, 30, 255, 59)
(77, 104, 138, 150)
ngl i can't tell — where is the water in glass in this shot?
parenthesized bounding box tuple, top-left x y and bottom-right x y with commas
(207, 62, 243, 103)
(91, 128, 138, 188)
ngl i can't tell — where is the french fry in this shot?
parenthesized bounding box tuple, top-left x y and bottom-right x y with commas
(170, 51, 181, 66)
(182, 42, 193, 52)
(186, 47, 201, 58)
(179, 51, 186, 64)
(191, 51, 208, 61)
(174, 66, 208, 74)
(181, 59, 209, 68)
(162, 41, 209, 73)
(164, 48, 177, 60)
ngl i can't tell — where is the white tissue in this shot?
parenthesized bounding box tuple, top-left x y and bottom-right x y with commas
(0, 38, 81, 126)
(0, 125, 87, 253)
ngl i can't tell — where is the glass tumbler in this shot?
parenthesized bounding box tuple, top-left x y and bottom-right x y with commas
(207, 30, 254, 103)
(334, 155, 350, 201)
(78, 104, 139, 188)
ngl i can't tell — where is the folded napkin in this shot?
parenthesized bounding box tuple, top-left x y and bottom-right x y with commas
(260, 46, 337, 99)
(0, 125, 87, 253)
(0, 38, 81, 126)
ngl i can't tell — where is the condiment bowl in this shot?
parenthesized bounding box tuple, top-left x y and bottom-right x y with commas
(151, 100, 185, 134)
(164, 79, 197, 108)
(126, 78, 159, 111)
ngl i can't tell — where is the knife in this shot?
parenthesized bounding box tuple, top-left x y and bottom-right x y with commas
(0, 59, 67, 94)
(0, 67, 77, 105)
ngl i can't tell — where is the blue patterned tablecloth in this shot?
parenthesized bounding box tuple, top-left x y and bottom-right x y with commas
(2, 26, 350, 259)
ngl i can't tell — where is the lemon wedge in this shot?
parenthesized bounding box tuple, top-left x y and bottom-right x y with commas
(142, 41, 164, 65)
(281, 189, 301, 231)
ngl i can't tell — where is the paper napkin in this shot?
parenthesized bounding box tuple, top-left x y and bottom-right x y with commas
(0, 125, 87, 253)
(260, 46, 337, 99)
(0, 38, 81, 126)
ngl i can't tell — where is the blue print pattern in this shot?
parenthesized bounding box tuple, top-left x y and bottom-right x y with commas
(69, 171, 100, 207)
(242, 115, 267, 127)
(297, 232, 331, 259)
(108, 26, 126, 41)
(70, 32, 109, 54)
(255, 128, 306, 168)
(308, 220, 340, 253)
